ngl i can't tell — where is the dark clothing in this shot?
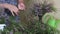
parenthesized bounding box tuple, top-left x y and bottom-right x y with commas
(0, 0, 18, 6)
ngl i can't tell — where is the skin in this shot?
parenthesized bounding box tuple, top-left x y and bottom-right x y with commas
(0, 0, 25, 16)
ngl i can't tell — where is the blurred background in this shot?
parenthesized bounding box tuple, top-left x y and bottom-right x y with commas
(0, 0, 60, 34)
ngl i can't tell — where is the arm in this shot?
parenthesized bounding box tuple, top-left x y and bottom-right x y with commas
(0, 4, 6, 8)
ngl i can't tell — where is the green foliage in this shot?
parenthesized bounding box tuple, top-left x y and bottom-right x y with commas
(0, 0, 59, 34)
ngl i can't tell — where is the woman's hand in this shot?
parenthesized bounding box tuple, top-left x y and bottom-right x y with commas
(5, 4, 19, 16)
(0, 3, 19, 16)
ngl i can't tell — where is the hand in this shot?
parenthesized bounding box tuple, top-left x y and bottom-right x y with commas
(18, 3, 25, 10)
(0, 3, 19, 16)
(7, 4, 19, 16)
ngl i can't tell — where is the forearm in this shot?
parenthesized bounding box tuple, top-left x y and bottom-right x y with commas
(0, 4, 4, 8)
(0, 3, 18, 10)
(0, 3, 10, 8)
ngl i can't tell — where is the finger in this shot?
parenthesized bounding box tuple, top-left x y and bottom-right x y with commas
(14, 11, 18, 16)
(10, 10, 15, 16)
